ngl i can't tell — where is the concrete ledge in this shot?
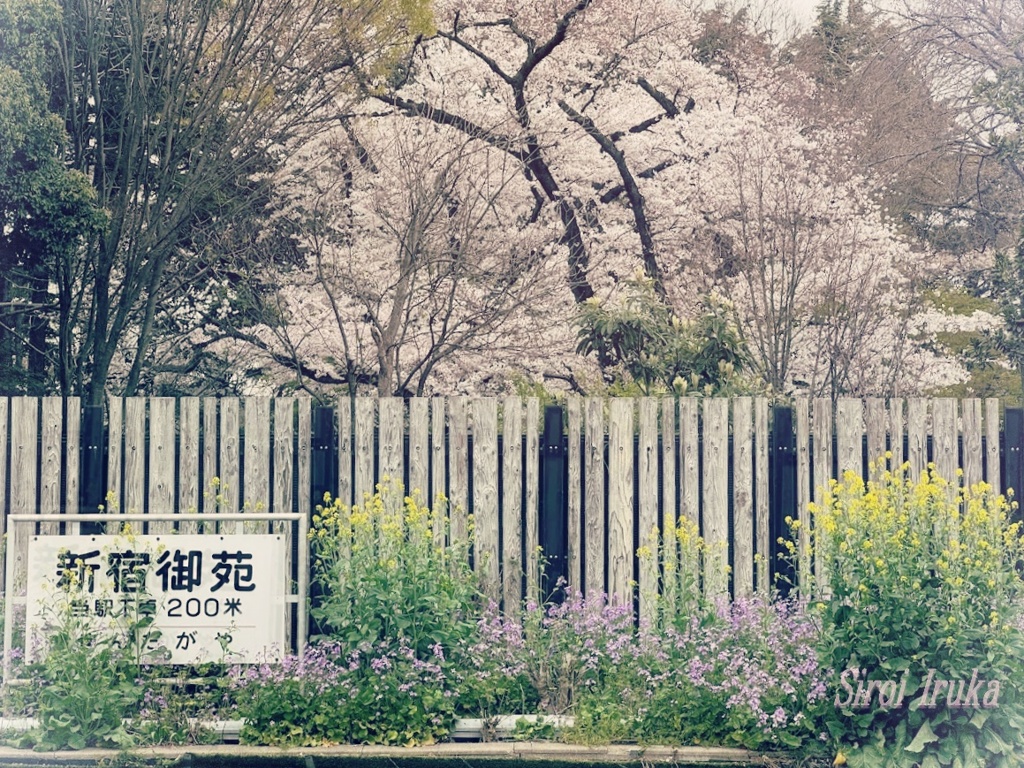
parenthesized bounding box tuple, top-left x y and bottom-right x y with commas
(0, 741, 766, 766)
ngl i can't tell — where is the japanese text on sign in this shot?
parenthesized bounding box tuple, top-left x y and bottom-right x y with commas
(27, 534, 286, 665)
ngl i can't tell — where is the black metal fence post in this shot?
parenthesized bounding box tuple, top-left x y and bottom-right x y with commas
(309, 406, 336, 636)
(1005, 407, 1023, 525)
(310, 406, 337, 508)
(539, 405, 567, 602)
(80, 404, 106, 535)
(770, 405, 797, 595)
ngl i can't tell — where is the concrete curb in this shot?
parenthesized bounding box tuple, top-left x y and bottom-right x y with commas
(0, 741, 767, 766)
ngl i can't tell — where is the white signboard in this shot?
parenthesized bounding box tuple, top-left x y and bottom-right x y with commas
(27, 534, 287, 664)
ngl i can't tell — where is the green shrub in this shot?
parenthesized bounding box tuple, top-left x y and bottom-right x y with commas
(309, 480, 481, 657)
(231, 481, 482, 746)
(23, 580, 143, 749)
(231, 638, 458, 746)
(811, 461, 1024, 767)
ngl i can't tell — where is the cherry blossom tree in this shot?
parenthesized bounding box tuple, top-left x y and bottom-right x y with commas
(688, 121, 928, 397)
(196, 0, 944, 397)
(197, 118, 574, 396)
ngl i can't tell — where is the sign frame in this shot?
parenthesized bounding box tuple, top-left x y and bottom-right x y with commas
(2, 511, 308, 683)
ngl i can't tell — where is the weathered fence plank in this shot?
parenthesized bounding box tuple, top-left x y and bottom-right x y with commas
(220, 398, 241, 532)
(408, 398, 429, 502)
(244, 398, 271, 533)
(987, 399, 1001, 491)
(608, 399, 634, 605)
(638, 398, 658, 619)
(525, 398, 540, 600)
(932, 398, 958, 486)
(201, 398, 218, 520)
(962, 398, 983, 489)
(40, 398, 62, 536)
(107, 397, 123, 532)
(584, 398, 605, 596)
(64, 399, 80, 533)
(178, 398, 200, 534)
(812, 398, 832, 596)
(273, 398, 295, 523)
(703, 399, 729, 598)
(473, 398, 499, 602)
(865, 398, 887, 468)
(448, 397, 469, 544)
(890, 399, 905, 470)
(354, 398, 375, 502)
(337, 398, 353, 508)
(378, 397, 404, 487)
(795, 398, 811, 594)
(503, 396, 524, 613)
(148, 397, 176, 533)
(430, 397, 446, 544)
(567, 397, 582, 591)
(733, 397, 754, 598)
(123, 398, 146, 521)
(679, 399, 699, 530)
(680, 398, 700, 590)
(661, 397, 677, 581)
(755, 398, 770, 594)
(836, 399, 862, 477)
(273, 396, 295, 647)
(297, 398, 312, 513)
(10, 398, 38, 576)
(907, 398, 928, 480)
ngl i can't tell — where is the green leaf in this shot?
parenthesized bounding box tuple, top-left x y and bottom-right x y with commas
(960, 732, 979, 765)
(906, 721, 939, 753)
(969, 709, 990, 730)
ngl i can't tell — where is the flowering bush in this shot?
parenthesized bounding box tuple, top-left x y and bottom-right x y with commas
(811, 461, 1024, 767)
(130, 667, 224, 745)
(458, 590, 636, 717)
(231, 639, 458, 746)
(309, 481, 480, 658)
(34, 461, 1023, 763)
(457, 517, 829, 753)
(230, 482, 480, 746)
(569, 595, 829, 751)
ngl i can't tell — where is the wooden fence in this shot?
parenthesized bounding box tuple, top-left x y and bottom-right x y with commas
(0, 396, 1020, 618)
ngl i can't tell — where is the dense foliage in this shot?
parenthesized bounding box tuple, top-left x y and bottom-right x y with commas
(4, 468, 1023, 765)
(811, 463, 1024, 766)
